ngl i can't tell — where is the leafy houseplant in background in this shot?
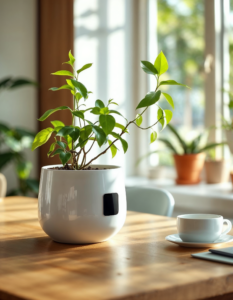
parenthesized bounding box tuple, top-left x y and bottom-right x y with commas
(158, 124, 225, 184)
(0, 78, 39, 196)
(32, 50, 188, 244)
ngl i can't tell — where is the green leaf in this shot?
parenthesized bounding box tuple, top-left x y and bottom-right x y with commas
(59, 152, 72, 165)
(56, 126, 75, 137)
(158, 137, 178, 154)
(85, 120, 94, 126)
(95, 99, 105, 108)
(150, 131, 157, 144)
(110, 132, 128, 153)
(99, 115, 115, 135)
(159, 80, 190, 88)
(197, 142, 226, 153)
(16, 161, 32, 180)
(80, 125, 92, 140)
(49, 85, 72, 91)
(136, 114, 143, 126)
(47, 142, 56, 157)
(65, 135, 73, 150)
(154, 51, 168, 75)
(53, 126, 64, 133)
(51, 70, 74, 77)
(8, 78, 37, 89)
(136, 91, 161, 109)
(114, 123, 129, 133)
(167, 124, 188, 153)
(75, 93, 83, 101)
(92, 126, 106, 147)
(38, 106, 71, 121)
(100, 107, 109, 115)
(32, 128, 54, 151)
(0, 77, 11, 89)
(0, 122, 10, 133)
(63, 61, 73, 67)
(162, 92, 174, 110)
(0, 152, 17, 170)
(157, 108, 166, 130)
(109, 110, 127, 121)
(70, 80, 88, 99)
(164, 110, 173, 124)
(52, 148, 64, 156)
(72, 111, 84, 120)
(90, 107, 101, 115)
(51, 120, 65, 128)
(69, 128, 80, 142)
(108, 140, 118, 158)
(57, 141, 67, 149)
(77, 63, 93, 74)
(76, 138, 88, 148)
(66, 79, 74, 88)
(109, 102, 118, 106)
(68, 50, 75, 65)
(141, 60, 158, 75)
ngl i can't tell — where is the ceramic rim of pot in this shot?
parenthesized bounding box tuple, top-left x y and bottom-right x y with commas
(42, 164, 121, 171)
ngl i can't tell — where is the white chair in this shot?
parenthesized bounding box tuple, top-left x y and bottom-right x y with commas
(0, 173, 7, 198)
(126, 186, 175, 217)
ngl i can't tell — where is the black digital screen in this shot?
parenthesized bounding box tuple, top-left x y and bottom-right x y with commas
(103, 193, 119, 216)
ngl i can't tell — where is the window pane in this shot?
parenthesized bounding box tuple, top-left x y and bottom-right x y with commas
(74, 0, 133, 173)
(149, 0, 205, 166)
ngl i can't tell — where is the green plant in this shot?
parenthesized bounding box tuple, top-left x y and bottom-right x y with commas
(0, 77, 39, 196)
(159, 124, 225, 154)
(32, 51, 189, 169)
(137, 124, 226, 165)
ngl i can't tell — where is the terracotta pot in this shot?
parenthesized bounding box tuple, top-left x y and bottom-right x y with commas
(230, 173, 233, 189)
(205, 160, 230, 184)
(173, 153, 206, 185)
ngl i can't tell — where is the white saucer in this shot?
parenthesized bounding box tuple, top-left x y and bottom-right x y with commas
(165, 234, 233, 248)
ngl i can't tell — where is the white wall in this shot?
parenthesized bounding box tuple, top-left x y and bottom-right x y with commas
(0, 0, 38, 192)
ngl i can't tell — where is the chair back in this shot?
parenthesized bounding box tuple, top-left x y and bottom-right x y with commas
(0, 173, 7, 198)
(126, 186, 174, 217)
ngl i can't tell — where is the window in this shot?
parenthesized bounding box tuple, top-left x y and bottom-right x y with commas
(148, 0, 205, 167)
(74, 0, 136, 176)
(74, 0, 230, 176)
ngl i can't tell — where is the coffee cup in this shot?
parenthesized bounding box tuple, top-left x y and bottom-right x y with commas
(177, 214, 232, 243)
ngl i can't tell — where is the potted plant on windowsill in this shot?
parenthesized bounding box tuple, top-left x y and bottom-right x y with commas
(204, 149, 230, 184)
(32, 51, 188, 244)
(158, 125, 225, 185)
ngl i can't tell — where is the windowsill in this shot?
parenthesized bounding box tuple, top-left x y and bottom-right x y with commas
(126, 177, 233, 219)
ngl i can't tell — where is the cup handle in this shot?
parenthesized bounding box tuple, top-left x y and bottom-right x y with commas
(222, 219, 232, 235)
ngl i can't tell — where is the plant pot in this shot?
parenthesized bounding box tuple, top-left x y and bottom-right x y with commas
(225, 130, 233, 154)
(173, 153, 205, 185)
(230, 172, 233, 189)
(38, 164, 126, 244)
(205, 160, 230, 184)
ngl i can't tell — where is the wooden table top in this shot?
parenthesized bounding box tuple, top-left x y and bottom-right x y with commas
(1, 197, 233, 300)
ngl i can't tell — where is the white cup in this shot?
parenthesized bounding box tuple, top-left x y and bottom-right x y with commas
(177, 214, 232, 243)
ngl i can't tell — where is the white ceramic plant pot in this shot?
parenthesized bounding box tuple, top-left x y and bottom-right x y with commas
(38, 165, 126, 244)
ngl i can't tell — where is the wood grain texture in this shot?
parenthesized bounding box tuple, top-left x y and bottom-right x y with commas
(38, 0, 74, 169)
(1, 197, 233, 300)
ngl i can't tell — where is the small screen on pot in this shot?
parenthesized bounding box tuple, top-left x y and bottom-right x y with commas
(103, 193, 119, 216)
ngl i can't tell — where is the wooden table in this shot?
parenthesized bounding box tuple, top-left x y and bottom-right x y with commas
(1, 197, 233, 300)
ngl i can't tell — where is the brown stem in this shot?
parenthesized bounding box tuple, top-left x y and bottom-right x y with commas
(86, 139, 96, 154)
(82, 120, 134, 169)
